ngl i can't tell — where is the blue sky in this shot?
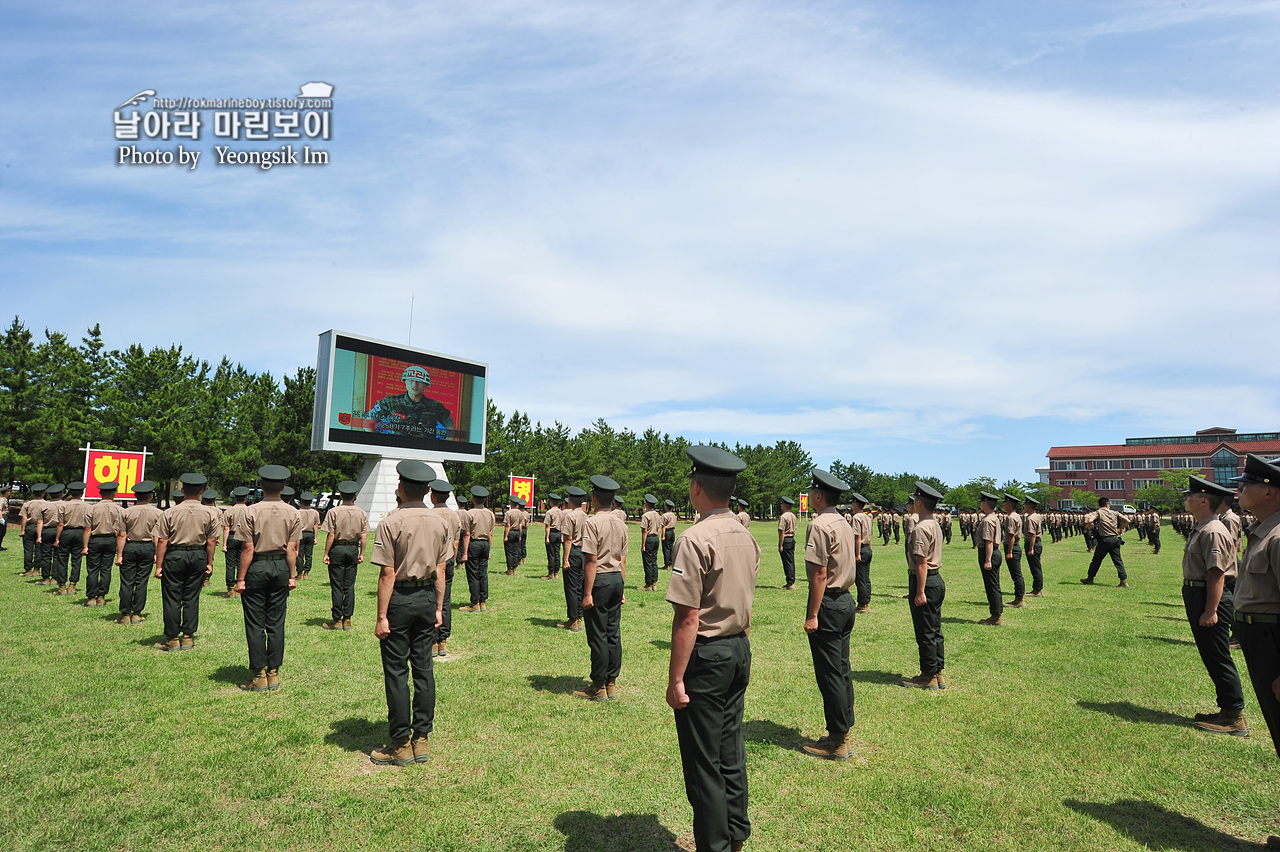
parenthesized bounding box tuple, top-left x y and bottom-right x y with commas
(2, 1, 1278, 486)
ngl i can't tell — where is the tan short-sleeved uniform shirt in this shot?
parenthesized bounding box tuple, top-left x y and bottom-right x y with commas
(323, 504, 370, 544)
(735, 510, 751, 529)
(59, 499, 93, 529)
(562, 507, 586, 546)
(123, 503, 164, 541)
(371, 507, 451, 582)
(613, 507, 627, 522)
(582, 512, 628, 573)
(223, 503, 249, 539)
(1024, 512, 1043, 541)
(666, 507, 761, 638)
(1183, 516, 1236, 582)
(909, 518, 943, 571)
(976, 512, 1001, 545)
(1004, 511, 1023, 541)
(37, 500, 61, 527)
(468, 507, 495, 541)
(431, 504, 461, 553)
(88, 500, 126, 536)
(804, 508, 855, 591)
(778, 510, 797, 537)
(298, 507, 320, 534)
(1219, 509, 1243, 555)
(852, 511, 872, 545)
(1236, 513, 1280, 613)
(903, 512, 918, 537)
(201, 505, 222, 541)
(19, 498, 41, 526)
(241, 500, 303, 554)
(157, 501, 220, 546)
(544, 506, 563, 535)
(662, 511, 677, 533)
(641, 510, 663, 537)
(1095, 508, 1123, 537)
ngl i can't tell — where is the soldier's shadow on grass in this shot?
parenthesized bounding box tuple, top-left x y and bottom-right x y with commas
(554, 810, 680, 852)
(527, 617, 566, 630)
(743, 719, 803, 748)
(650, 639, 671, 650)
(324, 717, 384, 753)
(1142, 601, 1183, 608)
(303, 617, 333, 627)
(528, 674, 584, 695)
(850, 670, 903, 685)
(1064, 798, 1261, 850)
(1141, 635, 1195, 647)
(1147, 615, 1185, 623)
(1077, 701, 1194, 727)
(209, 665, 247, 685)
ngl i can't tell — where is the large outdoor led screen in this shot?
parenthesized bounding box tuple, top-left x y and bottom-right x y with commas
(311, 330, 487, 463)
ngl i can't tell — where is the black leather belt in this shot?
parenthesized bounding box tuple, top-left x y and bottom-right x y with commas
(696, 631, 745, 644)
(1184, 579, 1206, 588)
(1235, 612, 1280, 625)
(90, 533, 115, 538)
(168, 544, 205, 551)
(331, 540, 359, 545)
(394, 579, 433, 590)
(254, 550, 286, 558)
(823, 587, 850, 598)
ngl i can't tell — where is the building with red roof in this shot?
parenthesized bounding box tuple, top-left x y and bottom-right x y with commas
(1044, 427, 1280, 508)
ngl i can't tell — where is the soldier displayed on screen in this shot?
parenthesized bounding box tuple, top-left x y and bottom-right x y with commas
(363, 365, 458, 439)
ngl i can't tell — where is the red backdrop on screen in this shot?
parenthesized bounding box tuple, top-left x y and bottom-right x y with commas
(365, 356, 464, 424)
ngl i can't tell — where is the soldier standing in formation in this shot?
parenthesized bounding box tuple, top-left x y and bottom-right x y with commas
(502, 496, 523, 575)
(975, 491, 1005, 626)
(735, 500, 751, 529)
(428, 478, 459, 657)
(575, 474, 628, 701)
(53, 481, 91, 598)
(800, 469, 857, 761)
(461, 486, 493, 612)
(222, 487, 251, 597)
(1002, 494, 1026, 609)
(199, 489, 222, 587)
(666, 445, 759, 852)
(850, 493, 873, 615)
(640, 494, 663, 592)
(321, 480, 368, 632)
(777, 495, 797, 590)
(902, 482, 947, 690)
(296, 493, 320, 579)
(1147, 511, 1163, 555)
(370, 460, 451, 765)
(661, 499, 677, 569)
(1082, 497, 1128, 587)
(557, 486, 588, 632)
(1178, 476, 1248, 736)
(19, 482, 46, 577)
(234, 465, 300, 691)
(84, 481, 125, 607)
(37, 483, 64, 584)
(153, 473, 219, 652)
(1023, 497, 1044, 598)
(117, 481, 161, 624)
(542, 493, 563, 581)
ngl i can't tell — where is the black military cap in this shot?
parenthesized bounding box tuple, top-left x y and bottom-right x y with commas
(614, 495, 625, 506)
(644, 493, 658, 505)
(396, 460, 435, 484)
(565, 485, 587, 498)
(299, 491, 316, 502)
(202, 489, 218, 501)
(133, 480, 156, 495)
(336, 480, 359, 496)
(1231, 454, 1280, 487)
(470, 485, 490, 498)
(282, 486, 296, 498)
(429, 479, 454, 494)
(258, 465, 290, 482)
(665, 499, 676, 508)
(68, 481, 87, 492)
(979, 490, 1001, 504)
(513, 496, 526, 507)
(591, 475, 621, 493)
(1002, 493, 1021, 505)
(549, 492, 562, 501)
(1184, 475, 1234, 498)
(99, 481, 120, 492)
(687, 445, 747, 476)
(30, 483, 47, 493)
(1023, 496, 1040, 507)
(231, 486, 251, 498)
(780, 496, 795, 506)
(179, 473, 208, 487)
(737, 499, 749, 508)
(913, 481, 944, 501)
(810, 468, 849, 494)
(850, 492, 869, 506)
(171, 488, 183, 499)
(47, 483, 65, 495)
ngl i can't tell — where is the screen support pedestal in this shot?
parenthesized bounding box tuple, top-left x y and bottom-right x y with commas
(354, 456, 455, 527)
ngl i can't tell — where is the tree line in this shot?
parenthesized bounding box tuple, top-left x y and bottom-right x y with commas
(7, 316, 1192, 514)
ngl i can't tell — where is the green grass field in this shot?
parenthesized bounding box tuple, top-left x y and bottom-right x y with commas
(2, 520, 1277, 851)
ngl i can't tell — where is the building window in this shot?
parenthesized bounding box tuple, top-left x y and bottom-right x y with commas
(1132, 479, 1161, 489)
(1052, 462, 1067, 471)
(1057, 479, 1086, 486)
(1108, 460, 1125, 469)
(1212, 449, 1238, 485)
(1067, 461, 1086, 471)
(1095, 480, 1125, 491)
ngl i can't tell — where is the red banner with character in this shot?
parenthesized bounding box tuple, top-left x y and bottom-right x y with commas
(83, 448, 148, 500)
(509, 475, 535, 508)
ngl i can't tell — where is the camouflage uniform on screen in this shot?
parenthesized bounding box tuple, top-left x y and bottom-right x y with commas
(366, 395, 454, 439)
